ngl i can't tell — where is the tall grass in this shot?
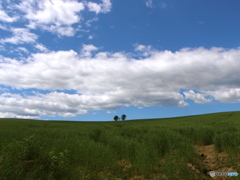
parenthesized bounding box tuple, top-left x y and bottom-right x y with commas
(0, 111, 240, 179)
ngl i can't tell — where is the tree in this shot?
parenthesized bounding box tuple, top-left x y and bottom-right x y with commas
(114, 115, 119, 121)
(121, 114, 126, 121)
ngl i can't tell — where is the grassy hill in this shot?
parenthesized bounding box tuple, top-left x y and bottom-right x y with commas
(0, 111, 240, 179)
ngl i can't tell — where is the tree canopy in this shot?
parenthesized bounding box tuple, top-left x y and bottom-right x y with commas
(121, 114, 126, 121)
(114, 115, 119, 121)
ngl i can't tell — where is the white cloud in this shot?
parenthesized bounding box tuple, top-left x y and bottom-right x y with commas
(35, 43, 49, 52)
(146, 0, 153, 8)
(106, 111, 116, 114)
(87, 0, 112, 14)
(0, 4, 18, 22)
(59, 112, 78, 118)
(87, 2, 101, 14)
(145, 1, 166, 9)
(101, 0, 112, 13)
(88, 35, 94, 40)
(47, 25, 76, 37)
(0, 92, 88, 119)
(17, 47, 29, 53)
(15, 0, 84, 36)
(0, 28, 38, 44)
(0, 24, 8, 30)
(1, 0, 112, 37)
(205, 88, 240, 103)
(82, 44, 98, 51)
(18, 0, 84, 25)
(184, 90, 212, 104)
(85, 17, 99, 27)
(134, 44, 153, 56)
(1, 46, 240, 118)
(81, 44, 98, 57)
(15, 47, 29, 55)
(0, 112, 39, 119)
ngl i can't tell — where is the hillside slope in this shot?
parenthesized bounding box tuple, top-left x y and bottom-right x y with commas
(0, 111, 239, 179)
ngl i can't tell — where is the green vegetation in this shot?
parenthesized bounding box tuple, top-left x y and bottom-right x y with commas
(0, 111, 240, 179)
(114, 115, 119, 121)
(121, 114, 126, 121)
(113, 114, 127, 121)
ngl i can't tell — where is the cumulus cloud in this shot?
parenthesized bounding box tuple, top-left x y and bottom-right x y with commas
(17, 0, 84, 25)
(205, 88, 240, 103)
(15, 0, 84, 36)
(81, 44, 98, 57)
(46, 25, 76, 37)
(0, 92, 88, 119)
(35, 43, 49, 52)
(88, 35, 94, 40)
(0, 28, 38, 44)
(17, 47, 29, 53)
(87, 0, 112, 14)
(0, 4, 18, 22)
(101, 0, 112, 13)
(184, 90, 212, 104)
(14, 47, 30, 56)
(134, 44, 154, 57)
(0, 0, 112, 37)
(1, 46, 240, 118)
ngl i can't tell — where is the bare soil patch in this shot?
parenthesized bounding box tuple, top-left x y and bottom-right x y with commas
(190, 144, 238, 180)
(115, 159, 145, 180)
(115, 144, 239, 180)
(118, 159, 132, 172)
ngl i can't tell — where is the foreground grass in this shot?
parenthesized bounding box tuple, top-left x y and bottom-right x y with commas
(0, 111, 240, 179)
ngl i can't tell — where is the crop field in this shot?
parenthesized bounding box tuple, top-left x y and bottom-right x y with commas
(0, 111, 240, 180)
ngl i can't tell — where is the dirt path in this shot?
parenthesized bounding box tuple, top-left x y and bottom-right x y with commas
(115, 144, 239, 180)
(193, 144, 238, 180)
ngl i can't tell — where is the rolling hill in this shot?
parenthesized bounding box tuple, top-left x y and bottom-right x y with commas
(0, 111, 239, 179)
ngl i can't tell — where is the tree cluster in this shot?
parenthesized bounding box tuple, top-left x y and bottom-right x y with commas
(114, 114, 126, 121)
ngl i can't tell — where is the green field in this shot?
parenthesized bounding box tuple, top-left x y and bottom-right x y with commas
(0, 111, 240, 180)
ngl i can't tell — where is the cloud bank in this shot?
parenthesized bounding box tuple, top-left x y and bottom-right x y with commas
(0, 0, 112, 37)
(1, 45, 240, 118)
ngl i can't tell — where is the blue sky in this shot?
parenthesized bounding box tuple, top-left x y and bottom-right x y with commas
(0, 0, 240, 121)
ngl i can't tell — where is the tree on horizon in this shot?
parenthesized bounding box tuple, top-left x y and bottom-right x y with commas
(114, 115, 119, 121)
(121, 114, 126, 121)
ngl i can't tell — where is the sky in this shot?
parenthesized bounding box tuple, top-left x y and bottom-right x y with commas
(0, 0, 240, 121)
